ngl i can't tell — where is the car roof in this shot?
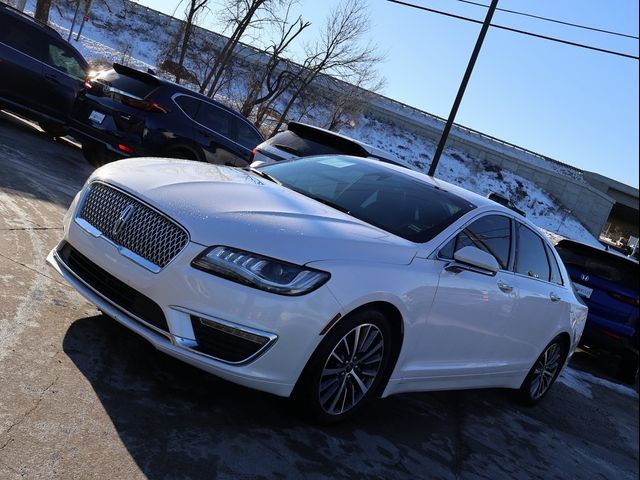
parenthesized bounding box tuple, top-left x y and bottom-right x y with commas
(0, 3, 62, 38)
(286, 122, 412, 168)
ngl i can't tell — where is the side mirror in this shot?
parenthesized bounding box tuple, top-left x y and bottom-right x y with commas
(453, 246, 500, 274)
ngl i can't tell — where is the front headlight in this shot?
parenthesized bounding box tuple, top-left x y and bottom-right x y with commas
(192, 246, 330, 296)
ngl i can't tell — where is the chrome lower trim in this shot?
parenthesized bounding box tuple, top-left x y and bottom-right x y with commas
(169, 306, 278, 365)
(74, 217, 163, 273)
(53, 249, 172, 340)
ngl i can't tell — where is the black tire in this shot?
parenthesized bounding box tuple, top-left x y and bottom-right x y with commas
(166, 146, 201, 161)
(518, 336, 568, 405)
(39, 121, 67, 138)
(295, 308, 395, 424)
(617, 350, 639, 385)
(82, 143, 113, 168)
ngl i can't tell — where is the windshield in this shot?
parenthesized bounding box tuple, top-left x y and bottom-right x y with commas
(556, 240, 639, 291)
(261, 157, 476, 243)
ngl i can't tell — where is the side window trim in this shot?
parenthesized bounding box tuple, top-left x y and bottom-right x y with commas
(435, 211, 514, 272)
(507, 217, 517, 272)
(544, 242, 565, 286)
(171, 92, 257, 152)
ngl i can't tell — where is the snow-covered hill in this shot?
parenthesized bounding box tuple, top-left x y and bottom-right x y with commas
(14, 0, 599, 244)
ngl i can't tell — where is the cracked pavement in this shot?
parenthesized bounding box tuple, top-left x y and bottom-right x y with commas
(0, 110, 638, 479)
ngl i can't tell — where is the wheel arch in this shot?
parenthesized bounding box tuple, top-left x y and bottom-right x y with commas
(307, 300, 405, 398)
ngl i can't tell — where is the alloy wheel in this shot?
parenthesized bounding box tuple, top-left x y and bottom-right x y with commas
(318, 323, 384, 415)
(529, 342, 562, 400)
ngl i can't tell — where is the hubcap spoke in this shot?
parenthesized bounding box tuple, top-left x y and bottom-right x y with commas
(530, 343, 563, 399)
(320, 323, 385, 415)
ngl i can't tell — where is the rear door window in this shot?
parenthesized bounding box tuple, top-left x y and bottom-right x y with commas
(195, 102, 234, 140)
(46, 41, 86, 79)
(174, 95, 200, 118)
(515, 223, 550, 281)
(439, 214, 512, 269)
(545, 244, 564, 285)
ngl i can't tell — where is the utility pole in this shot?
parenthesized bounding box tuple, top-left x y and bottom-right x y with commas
(428, 0, 499, 177)
(68, 1, 81, 42)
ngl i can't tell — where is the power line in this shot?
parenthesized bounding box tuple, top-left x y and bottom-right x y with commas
(386, 0, 639, 60)
(454, 0, 639, 40)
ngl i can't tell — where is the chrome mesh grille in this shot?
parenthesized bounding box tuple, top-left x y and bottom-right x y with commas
(78, 182, 189, 268)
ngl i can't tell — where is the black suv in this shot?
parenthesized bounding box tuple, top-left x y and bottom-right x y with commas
(0, 3, 89, 135)
(70, 63, 264, 166)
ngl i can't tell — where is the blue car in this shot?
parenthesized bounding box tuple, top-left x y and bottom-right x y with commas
(555, 239, 639, 384)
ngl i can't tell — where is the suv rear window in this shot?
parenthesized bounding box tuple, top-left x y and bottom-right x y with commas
(556, 241, 638, 290)
(96, 69, 157, 98)
(267, 130, 364, 157)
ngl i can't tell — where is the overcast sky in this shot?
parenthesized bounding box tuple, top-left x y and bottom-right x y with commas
(138, 0, 639, 188)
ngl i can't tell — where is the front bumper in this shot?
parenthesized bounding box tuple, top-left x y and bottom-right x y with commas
(48, 218, 343, 397)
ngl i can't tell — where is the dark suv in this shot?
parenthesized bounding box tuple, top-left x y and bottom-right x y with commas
(0, 3, 88, 135)
(249, 121, 413, 170)
(70, 63, 264, 166)
(555, 239, 639, 384)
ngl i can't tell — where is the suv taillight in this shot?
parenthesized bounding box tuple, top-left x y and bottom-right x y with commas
(123, 97, 168, 113)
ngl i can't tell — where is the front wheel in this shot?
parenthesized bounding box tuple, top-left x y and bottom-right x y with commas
(295, 309, 394, 424)
(519, 337, 567, 405)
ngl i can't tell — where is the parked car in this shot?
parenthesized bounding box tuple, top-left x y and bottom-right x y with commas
(0, 3, 89, 135)
(69, 63, 264, 167)
(48, 155, 587, 422)
(554, 239, 639, 383)
(249, 121, 414, 170)
(486, 192, 526, 217)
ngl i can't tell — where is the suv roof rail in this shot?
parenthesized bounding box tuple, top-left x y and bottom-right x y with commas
(0, 3, 62, 37)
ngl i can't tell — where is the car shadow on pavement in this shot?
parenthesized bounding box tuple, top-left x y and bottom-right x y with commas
(0, 110, 92, 210)
(62, 315, 639, 480)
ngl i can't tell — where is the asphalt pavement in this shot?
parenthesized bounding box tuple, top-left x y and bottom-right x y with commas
(0, 110, 637, 479)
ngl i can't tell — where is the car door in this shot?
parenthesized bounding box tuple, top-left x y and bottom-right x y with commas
(193, 101, 249, 166)
(416, 214, 521, 380)
(509, 222, 570, 369)
(0, 16, 48, 113)
(39, 38, 87, 121)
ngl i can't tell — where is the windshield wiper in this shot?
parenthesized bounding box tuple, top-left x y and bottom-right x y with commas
(245, 166, 282, 185)
(302, 194, 351, 215)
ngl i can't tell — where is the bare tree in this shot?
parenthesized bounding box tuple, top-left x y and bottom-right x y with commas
(324, 70, 385, 131)
(200, 0, 283, 97)
(268, 0, 383, 136)
(34, 0, 52, 23)
(175, 0, 210, 84)
(239, 5, 310, 117)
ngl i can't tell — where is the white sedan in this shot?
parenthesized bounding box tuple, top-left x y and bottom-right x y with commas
(48, 156, 587, 422)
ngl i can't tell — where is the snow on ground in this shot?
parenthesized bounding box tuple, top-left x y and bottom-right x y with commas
(558, 366, 639, 400)
(17, 0, 598, 245)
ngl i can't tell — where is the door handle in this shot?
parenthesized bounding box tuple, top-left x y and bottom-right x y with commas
(497, 280, 513, 293)
(549, 292, 561, 303)
(44, 74, 59, 83)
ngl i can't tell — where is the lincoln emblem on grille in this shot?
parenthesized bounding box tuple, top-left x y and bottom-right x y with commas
(112, 204, 135, 237)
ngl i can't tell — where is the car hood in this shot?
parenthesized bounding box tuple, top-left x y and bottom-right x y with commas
(91, 158, 419, 265)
